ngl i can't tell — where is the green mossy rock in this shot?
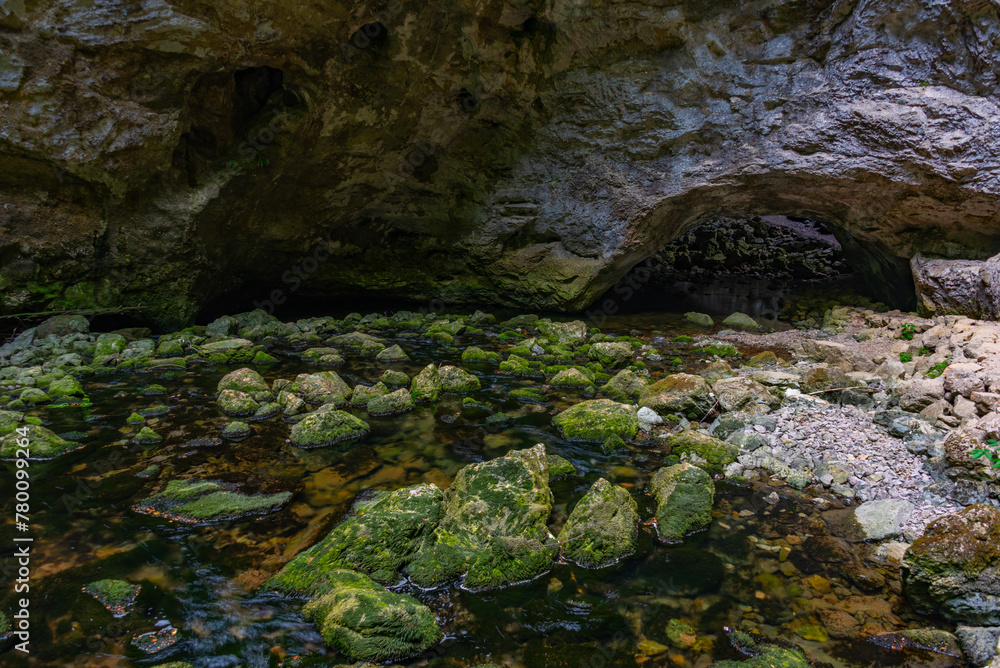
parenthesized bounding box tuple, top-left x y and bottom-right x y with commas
(303, 347, 346, 365)
(133, 479, 291, 522)
(602, 369, 648, 402)
(559, 478, 638, 568)
(462, 346, 500, 365)
(301, 569, 442, 662)
(197, 338, 258, 364)
(552, 399, 638, 443)
(217, 368, 273, 400)
(19, 387, 50, 404)
(407, 444, 556, 590)
(588, 341, 633, 368)
(511, 387, 547, 403)
(0, 424, 78, 459)
(461, 397, 493, 418)
(411, 364, 442, 402)
(218, 389, 260, 417)
(711, 646, 809, 668)
(650, 463, 715, 541)
(268, 484, 444, 590)
(639, 373, 712, 418)
(327, 331, 386, 351)
(550, 367, 594, 388)
(684, 312, 714, 328)
(126, 412, 145, 425)
(252, 351, 279, 364)
(375, 344, 410, 362)
(439, 365, 481, 392)
(222, 421, 252, 439)
(47, 375, 86, 399)
(0, 410, 24, 435)
(695, 342, 740, 358)
(134, 427, 163, 445)
(350, 382, 389, 408)
(722, 312, 761, 331)
(498, 354, 545, 379)
(746, 351, 780, 367)
(546, 454, 576, 479)
(95, 332, 128, 360)
(379, 369, 410, 387)
(537, 319, 588, 345)
(83, 579, 141, 617)
(903, 504, 1000, 624)
(668, 431, 738, 474)
(367, 388, 415, 416)
(294, 372, 353, 406)
(290, 406, 370, 448)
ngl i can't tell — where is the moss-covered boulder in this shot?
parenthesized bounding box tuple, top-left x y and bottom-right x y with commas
(47, 375, 86, 399)
(197, 338, 258, 364)
(552, 399, 638, 443)
(380, 369, 410, 387)
(82, 579, 141, 618)
(550, 367, 594, 388)
(0, 410, 25, 435)
(301, 569, 442, 662)
(722, 312, 761, 331)
(367, 388, 415, 416)
(559, 478, 639, 568)
(710, 638, 808, 667)
(221, 421, 252, 439)
(498, 353, 545, 379)
(302, 347, 346, 365)
(588, 341, 633, 368)
(639, 373, 713, 418)
(19, 387, 49, 404)
(511, 387, 547, 403)
(327, 331, 386, 351)
(650, 463, 715, 541)
(375, 344, 410, 362)
(695, 342, 740, 358)
(411, 364, 442, 402)
(218, 389, 260, 417)
(217, 368, 273, 400)
(461, 346, 500, 365)
(903, 505, 1000, 624)
(407, 444, 556, 590)
(133, 479, 291, 522)
(668, 431, 739, 474)
(290, 406, 370, 448)
(268, 484, 444, 590)
(134, 426, 163, 445)
(294, 372, 352, 406)
(95, 332, 128, 360)
(0, 424, 78, 459)
(349, 382, 389, 408)
(439, 366, 481, 392)
(601, 369, 648, 402)
(537, 319, 588, 345)
(711, 377, 779, 413)
(684, 312, 714, 328)
(546, 454, 577, 478)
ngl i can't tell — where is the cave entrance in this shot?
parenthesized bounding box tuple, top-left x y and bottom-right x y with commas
(607, 215, 915, 325)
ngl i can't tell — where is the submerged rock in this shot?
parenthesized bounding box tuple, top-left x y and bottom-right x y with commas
(268, 484, 444, 589)
(83, 579, 141, 618)
(639, 373, 712, 418)
(133, 479, 291, 522)
(301, 569, 442, 662)
(552, 399, 638, 443)
(290, 406, 370, 448)
(650, 463, 715, 541)
(0, 424, 78, 459)
(559, 478, 638, 568)
(903, 505, 1000, 624)
(711, 630, 809, 668)
(407, 444, 556, 590)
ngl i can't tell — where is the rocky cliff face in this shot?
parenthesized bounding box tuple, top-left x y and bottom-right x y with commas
(1, 0, 998, 326)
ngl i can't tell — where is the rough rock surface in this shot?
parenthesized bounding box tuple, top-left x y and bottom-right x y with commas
(2, 1, 999, 325)
(650, 462, 715, 541)
(558, 478, 639, 568)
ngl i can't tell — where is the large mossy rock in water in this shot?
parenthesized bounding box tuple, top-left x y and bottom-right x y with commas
(439, 365, 481, 392)
(267, 484, 445, 590)
(710, 630, 809, 668)
(301, 569, 442, 663)
(290, 406, 370, 448)
(668, 430, 739, 474)
(552, 399, 638, 443)
(559, 478, 639, 568)
(407, 444, 556, 590)
(639, 373, 713, 418)
(411, 363, 442, 402)
(601, 369, 648, 402)
(0, 424, 78, 459)
(649, 463, 715, 542)
(217, 367, 273, 401)
(293, 372, 352, 406)
(903, 504, 1000, 624)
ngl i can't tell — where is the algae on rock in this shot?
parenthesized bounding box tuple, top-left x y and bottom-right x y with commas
(650, 463, 715, 541)
(559, 478, 639, 568)
(552, 399, 638, 443)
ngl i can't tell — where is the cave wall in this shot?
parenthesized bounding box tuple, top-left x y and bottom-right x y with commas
(0, 0, 998, 326)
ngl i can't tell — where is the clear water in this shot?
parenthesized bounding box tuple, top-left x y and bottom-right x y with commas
(0, 312, 961, 667)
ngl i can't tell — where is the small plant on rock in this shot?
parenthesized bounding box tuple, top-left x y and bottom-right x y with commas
(918, 346, 932, 356)
(900, 323, 917, 340)
(970, 439, 1000, 469)
(925, 360, 948, 379)
(899, 352, 913, 363)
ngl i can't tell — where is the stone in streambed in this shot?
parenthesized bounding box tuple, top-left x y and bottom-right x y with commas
(218, 389, 260, 416)
(639, 373, 712, 418)
(290, 406, 370, 448)
(293, 371, 352, 406)
(711, 376, 779, 413)
(649, 463, 714, 541)
(221, 421, 251, 439)
(552, 399, 638, 443)
(411, 363, 442, 402)
(684, 312, 714, 328)
(601, 368, 648, 402)
(407, 444, 556, 590)
(133, 479, 291, 522)
(217, 367, 273, 400)
(558, 478, 638, 568)
(367, 388, 415, 416)
(83, 579, 141, 617)
(267, 484, 444, 589)
(349, 382, 389, 408)
(588, 341, 632, 368)
(301, 569, 442, 662)
(550, 367, 593, 388)
(722, 312, 761, 331)
(669, 430, 738, 474)
(376, 344, 410, 362)
(439, 365, 481, 392)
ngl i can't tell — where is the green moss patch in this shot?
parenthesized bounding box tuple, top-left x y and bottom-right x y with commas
(133, 479, 291, 523)
(559, 478, 638, 568)
(552, 399, 638, 443)
(668, 431, 738, 474)
(290, 406, 370, 448)
(0, 424, 81, 460)
(83, 579, 141, 617)
(650, 463, 715, 541)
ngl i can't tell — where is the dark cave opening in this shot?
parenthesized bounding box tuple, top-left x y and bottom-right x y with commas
(604, 216, 916, 324)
